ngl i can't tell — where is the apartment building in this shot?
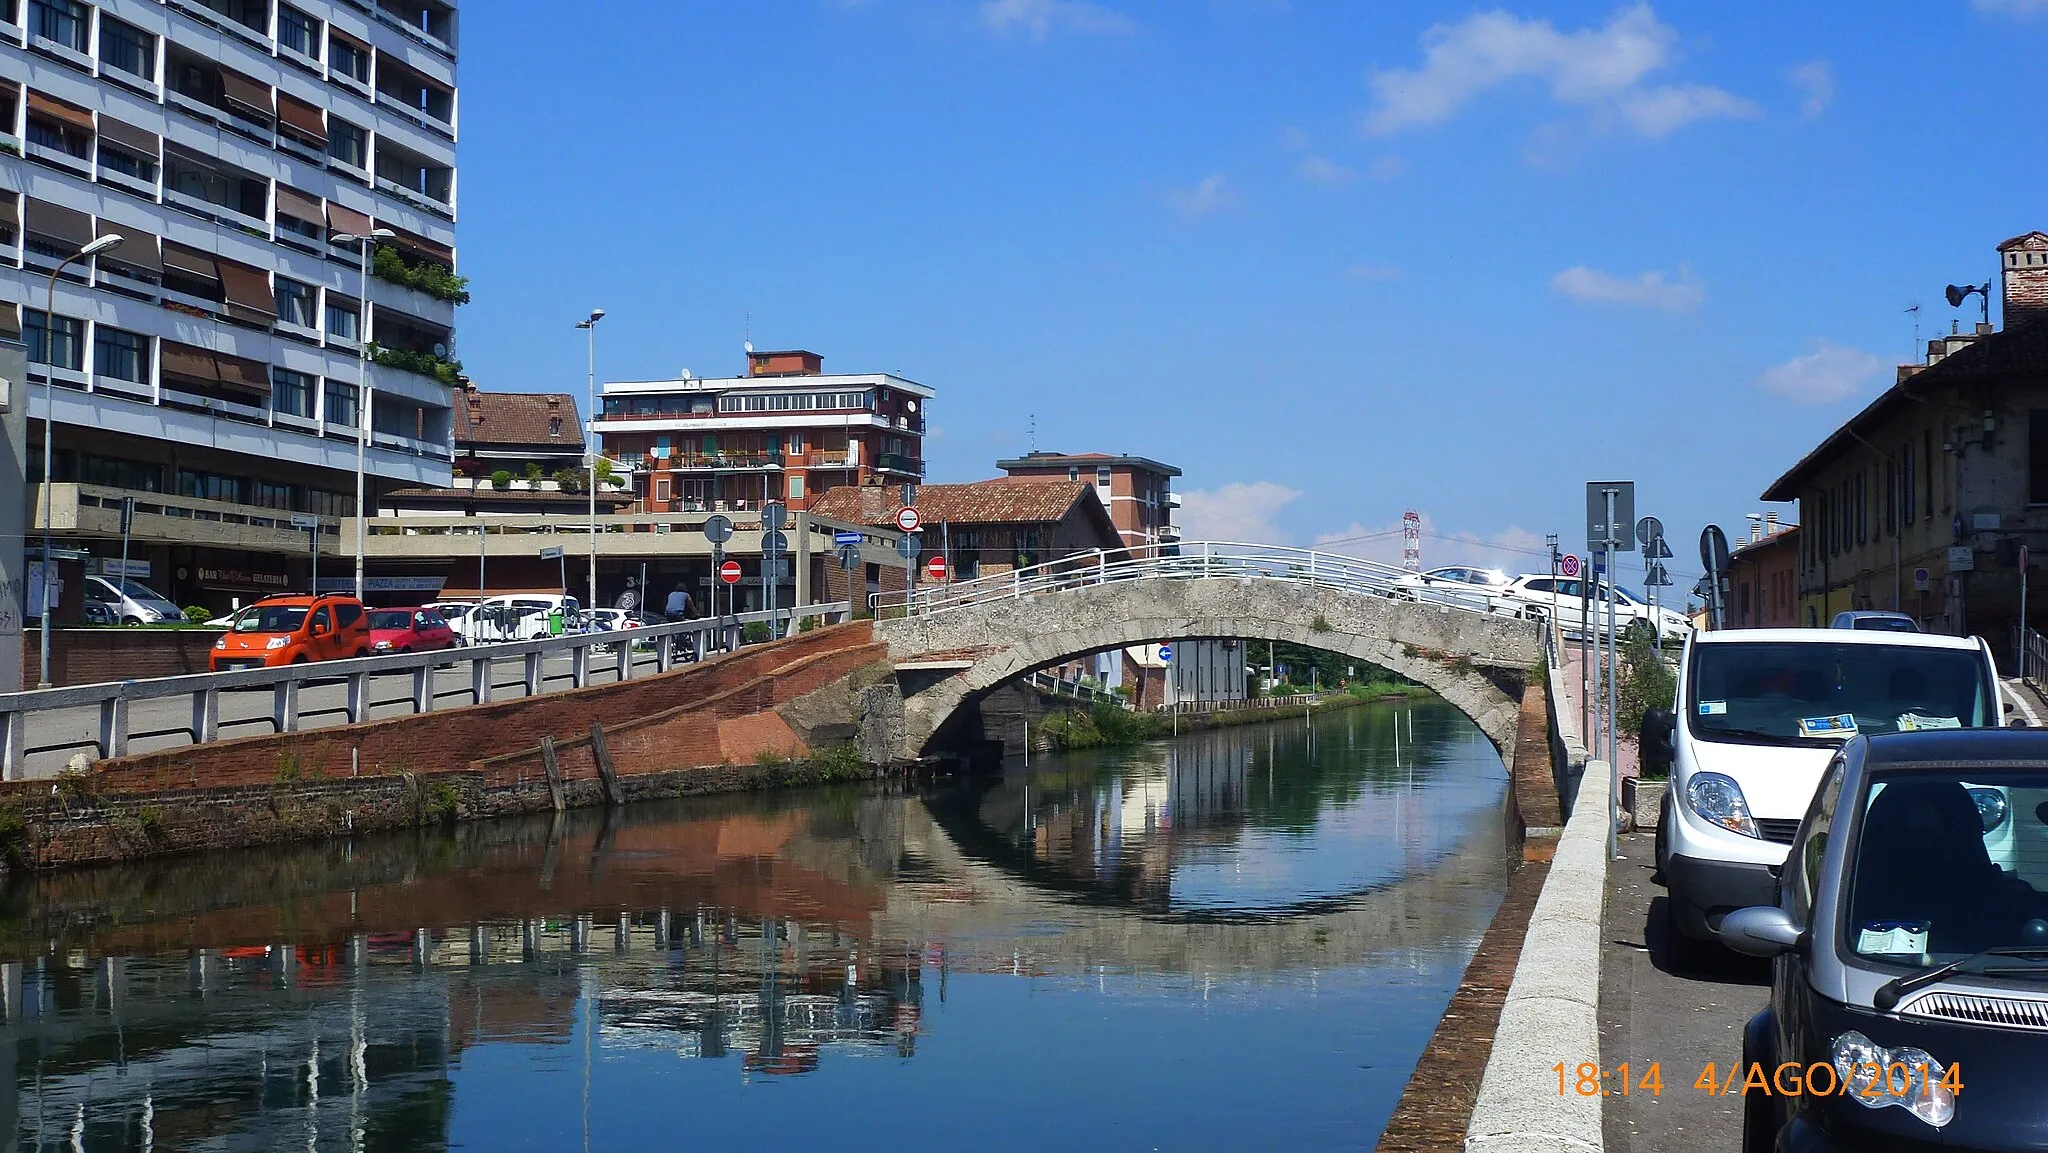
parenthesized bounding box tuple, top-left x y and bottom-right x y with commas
(1762, 231, 2048, 651)
(595, 349, 928, 515)
(3, 0, 460, 612)
(997, 450, 1180, 553)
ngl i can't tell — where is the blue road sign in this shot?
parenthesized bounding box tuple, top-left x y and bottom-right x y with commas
(1157, 643, 1173, 663)
(834, 531, 863, 546)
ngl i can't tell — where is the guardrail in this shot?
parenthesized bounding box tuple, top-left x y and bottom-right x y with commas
(0, 603, 851, 780)
(2022, 626, 2047, 687)
(869, 541, 1526, 621)
(1024, 670, 1116, 704)
(1164, 693, 1321, 715)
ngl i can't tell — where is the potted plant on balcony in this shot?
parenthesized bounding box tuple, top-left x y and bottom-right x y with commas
(490, 470, 512, 491)
(523, 463, 543, 488)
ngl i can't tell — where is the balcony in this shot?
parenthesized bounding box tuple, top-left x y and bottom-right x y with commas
(32, 483, 344, 554)
(658, 451, 785, 472)
(24, 138, 89, 176)
(875, 453, 924, 477)
(800, 450, 856, 469)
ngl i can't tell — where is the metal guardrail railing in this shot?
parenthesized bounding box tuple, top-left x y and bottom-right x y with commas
(1024, 670, 1114, 704)
(0, 603, 851, 780)
(1163, 693, 1321, 715)
(869, 541, 1528, 621)
(2023, 626, 2048, 688)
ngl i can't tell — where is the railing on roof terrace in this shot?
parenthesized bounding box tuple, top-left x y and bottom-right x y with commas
(869, 541, 1539, 622)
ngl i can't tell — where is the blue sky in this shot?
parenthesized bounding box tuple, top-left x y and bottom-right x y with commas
(453, 0, 2048, 585)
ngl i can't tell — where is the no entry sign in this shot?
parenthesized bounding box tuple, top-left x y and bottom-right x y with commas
(926, 555, 948, 582)
(896, 506, 922, 533)
(1560, 554, 1582, 578)
(718, 560, 742, 585)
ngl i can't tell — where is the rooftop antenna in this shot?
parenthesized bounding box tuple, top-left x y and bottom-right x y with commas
(1905, 302, 1920, 359)
(1029, 413, 1037, 453)
(743, 311, 753, 363)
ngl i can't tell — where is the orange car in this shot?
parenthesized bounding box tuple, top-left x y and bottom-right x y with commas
(210, 594, 373, 670)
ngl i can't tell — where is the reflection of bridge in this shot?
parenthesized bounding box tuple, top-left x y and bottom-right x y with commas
(872, 543, 1543, 759)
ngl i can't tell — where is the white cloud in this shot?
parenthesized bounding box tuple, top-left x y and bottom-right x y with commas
(1164, 174, 1238, 218)
(1788, 61, 1834, 120)
(1295, 154, 1356, 187)
(1313, 514, 1549, 575)
(1753, 341, 1885, 406)
(981, 0, 1135, 40)
(1366, 154, 1406, 182)
(1177, 481, 1300, 544)
(1364, 4, 1754, 139)
(1550, 265, 1704, 313)
(1345, 263, 1402, 281)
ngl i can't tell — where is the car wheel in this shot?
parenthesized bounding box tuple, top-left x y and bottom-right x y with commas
(353, 649, 370, 660)
(122, 616, 144, 627)
(291, 655, 309, 665)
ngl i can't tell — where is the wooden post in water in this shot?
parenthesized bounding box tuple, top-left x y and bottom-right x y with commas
(538, 736, 566, 812)
(588, 724, 625, 806)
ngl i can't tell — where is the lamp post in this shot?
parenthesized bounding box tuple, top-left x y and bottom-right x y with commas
(37, 233, 124, 689)
(330, 228, 397, 602)
(575, 309, 605, 615)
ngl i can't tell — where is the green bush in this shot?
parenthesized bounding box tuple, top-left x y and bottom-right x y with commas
(743, 621, 770, 644)
(490, 470, 512, 490)
(1618, 628, 1678, 773)
(523, 462, 543, 482)
(371, 344, 463, 387)
(184, 605, 213, 624)
(372, 243, 471, 304)
(797, 614, 819, 633)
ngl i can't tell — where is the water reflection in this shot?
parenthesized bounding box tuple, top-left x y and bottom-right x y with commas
(0, 700, 1510, 1152)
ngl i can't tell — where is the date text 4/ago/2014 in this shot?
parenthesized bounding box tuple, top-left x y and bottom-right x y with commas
(1553, 1062, 1965, 1098)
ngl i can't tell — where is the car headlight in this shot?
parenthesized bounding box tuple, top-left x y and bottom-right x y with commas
(1968, 787, 2008, 833)
(1831, 1030, 1955, 1128)
(213, 637, 226, 650)
(372, 640, 393, 651)
(265, 636, 290, 650)
(1686, 771, 1759, 837)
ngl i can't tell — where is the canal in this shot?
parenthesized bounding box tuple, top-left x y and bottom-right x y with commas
(0, 698, 1513, 1151)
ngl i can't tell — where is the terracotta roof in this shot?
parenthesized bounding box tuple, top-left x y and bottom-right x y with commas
(810, 479, 1108, 527)
(1762, 316, 2048, 501)
(454, 390, 582, 450)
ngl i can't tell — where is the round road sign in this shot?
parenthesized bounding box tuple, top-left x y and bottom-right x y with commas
(1157, 643, 1173, 663)
(895, 533, 921, 560)
(1560, 554, 1581, 578)
(762, 530, 788, 558)
(703, 514, 734, 545)
(926, 555, 948, 583)
(718, 560, 742, 585)
(896, 506, 922, 533)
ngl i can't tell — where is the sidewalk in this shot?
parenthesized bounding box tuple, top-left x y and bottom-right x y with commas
(1561, 645, 1641, 781)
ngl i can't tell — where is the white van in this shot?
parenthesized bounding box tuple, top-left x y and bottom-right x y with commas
(458, 594, 582, 644)
(83, 575, 185, 625)
(1647, 627, 2003, 961)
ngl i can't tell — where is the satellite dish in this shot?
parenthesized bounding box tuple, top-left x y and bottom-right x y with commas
(743, 341, 754, 354)
(906, 400, 918, 413)
(679, 368, 693, 380)
(432, 343, 448, 358)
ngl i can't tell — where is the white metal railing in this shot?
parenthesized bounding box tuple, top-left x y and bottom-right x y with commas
(2023, 626, 2048, 688)
(869, 541, 1528, 621)
(0, 602, 850, 780)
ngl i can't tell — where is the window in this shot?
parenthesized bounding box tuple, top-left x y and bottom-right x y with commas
(1884, 459, 1896, 533)
(330, 36, 369, 83)
(278, 5, 321, 58)
(1902, 441, 1916, 525)
(25, 310, 82, 371)
(325, 300, 358, 342)
(1924, 430, 1935, 518)
(1856, 471, 1867, 545)
(1068, 466, 1079, 482)
(327, 118, 366, 168)
(98, 142, 156, 181)
(30, 0, 87, 51)
(1097, 466, 1112, 488)
(548, 415, 563, 437)
(26, 115, 88, 159)
(99, 17, 156, 81)
(273, 368, 315, 417)
(324, 380, 358, 426)
(251, 479, 291, 509)
(93, 327, 149, 383)
(2032, 412, 2048, 506)
(1786, 758, 1844, 924)
(76, 454, 162, 492)
(178, 469, 249, 504)
(275, 278, 316, 328)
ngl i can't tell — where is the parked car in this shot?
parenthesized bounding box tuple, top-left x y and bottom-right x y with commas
(1392, 566, 1511, 608)
(83, 575, 185, 625)
(209, 594, 372, 670)
(423, 600, 476, 633)
(459, 594, 583, 644)
(367, 607, 460, 654)
(1497, 574, 1691, 639)
(1832, 610, 1920, 633)
(1724, 729, 2048, 1153)
(1643, 627, 2004, 965)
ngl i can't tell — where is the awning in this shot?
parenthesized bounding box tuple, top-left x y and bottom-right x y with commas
(160, 242, 219, 282)
(274, 184, 324, 224)
(25, 199, 93, 248)
(388, 225, 454, 267)
(218, 69, 274, 118)
(160, 341, 271, 396)
(216, 259, 277, 324)
(276, 93, 327, 144)
(326, 201, 373, 238)
(26, 91, 94, 133)
(96, 117, 159, 156)
(94, 220, 160, 272)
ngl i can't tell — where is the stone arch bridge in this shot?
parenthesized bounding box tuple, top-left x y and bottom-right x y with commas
(861, 544, 1546, 760)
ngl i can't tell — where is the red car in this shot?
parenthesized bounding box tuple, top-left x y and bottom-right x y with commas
(367, 606, 459, 654)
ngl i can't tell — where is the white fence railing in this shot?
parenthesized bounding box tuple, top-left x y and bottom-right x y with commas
(0, 603, 850, 780)
(870, 541, 1529, 621)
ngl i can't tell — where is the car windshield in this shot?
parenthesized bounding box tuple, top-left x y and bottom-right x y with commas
(1855, 617, 1918, 632)
(1689, 642, 1992, 745)
(236, 606, 308, 633)
(107, 578, 170, 601)
(368, 610, 414, 630)
(1847, 769, 2048, 969)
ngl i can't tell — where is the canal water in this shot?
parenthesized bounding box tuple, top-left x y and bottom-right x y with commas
(0, 698, 1512, 1152)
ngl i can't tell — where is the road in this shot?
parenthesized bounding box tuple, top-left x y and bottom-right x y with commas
(18, 637, 713, 779)
(1600, 828, 1770, 1153)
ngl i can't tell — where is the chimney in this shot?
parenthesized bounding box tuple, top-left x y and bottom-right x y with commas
(1766, 510, 1780, 535)
(2000, 231, 2048, 328)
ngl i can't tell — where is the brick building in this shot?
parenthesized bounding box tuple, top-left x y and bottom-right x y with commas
(1725, 516, 1800, 629)
(1762, 231, 2048, 651)
(996, 451, 1180, 554)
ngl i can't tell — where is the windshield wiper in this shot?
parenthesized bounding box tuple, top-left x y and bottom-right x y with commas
(1874, 947, 2048, 1011)
(1705, 726, 1816, 743)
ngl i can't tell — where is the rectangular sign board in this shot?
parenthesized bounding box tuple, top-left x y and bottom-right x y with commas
(834, 531, 864, 547)
(1586, 481, 1637, 553)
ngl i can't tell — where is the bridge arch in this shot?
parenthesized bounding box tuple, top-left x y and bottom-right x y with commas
(872, 572, 1543, 760)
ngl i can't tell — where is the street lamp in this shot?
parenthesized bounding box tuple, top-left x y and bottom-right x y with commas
(575, 309, 605, 612)
(37, 232, 123, 689)
(330, 227, 397, 602)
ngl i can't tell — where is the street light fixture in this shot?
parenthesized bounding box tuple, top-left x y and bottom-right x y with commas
(36, 232, 123, 689)
(575, 309, 605, 613)
(330, 227, 398, 602)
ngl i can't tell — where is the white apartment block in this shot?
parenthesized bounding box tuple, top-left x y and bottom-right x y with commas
(1, 0, 459, 609)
